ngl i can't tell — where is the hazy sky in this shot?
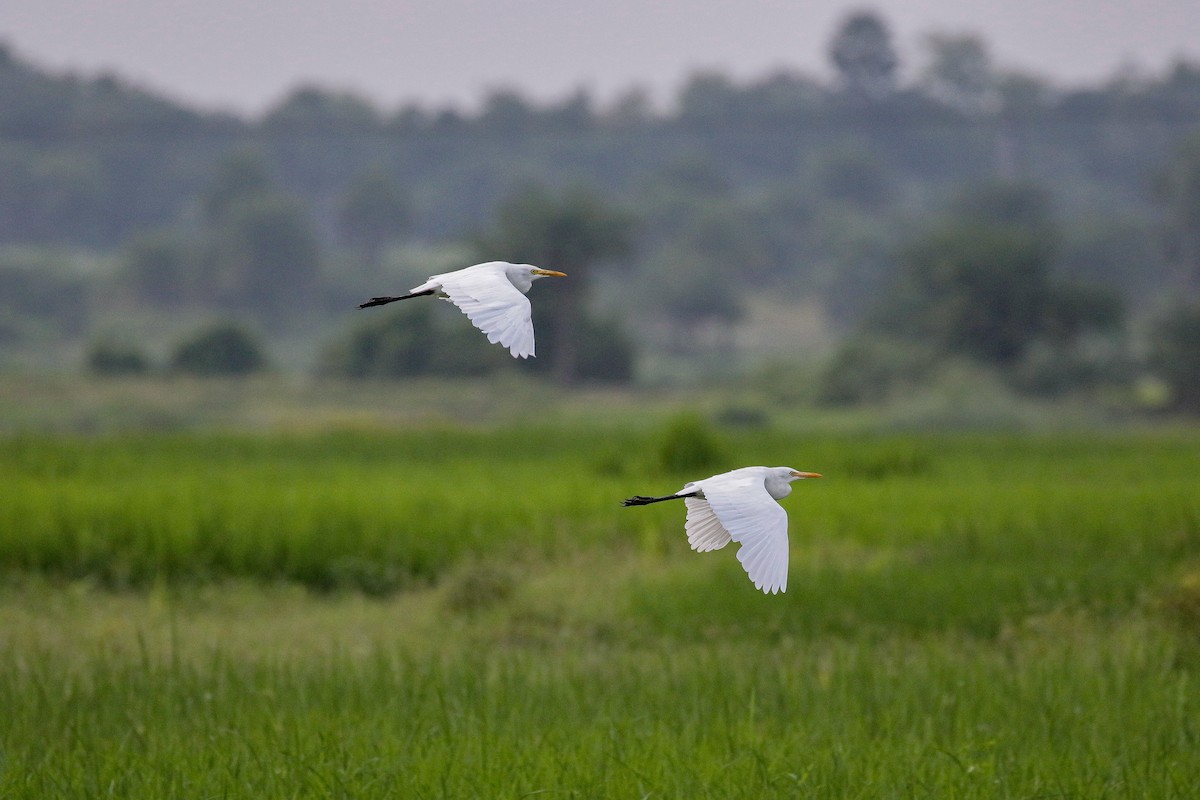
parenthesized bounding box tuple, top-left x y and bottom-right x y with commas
(5, 0, 1200, 115)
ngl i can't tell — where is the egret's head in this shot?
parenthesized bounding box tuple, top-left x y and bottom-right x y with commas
(786, 469, 823, 481)
(529, 267, 567, 280)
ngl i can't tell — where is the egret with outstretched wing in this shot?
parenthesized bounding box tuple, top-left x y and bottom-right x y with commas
(359, 261, 566, 358)
(623, 466, 822, 594)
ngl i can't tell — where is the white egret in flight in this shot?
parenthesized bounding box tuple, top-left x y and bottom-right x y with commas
(359, 261, 567, 358)
(623, 466, 823, 594)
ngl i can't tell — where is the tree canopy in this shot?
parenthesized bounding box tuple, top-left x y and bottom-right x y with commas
(476, 185, 635, 384)
(828, 11, 900, 100)
(2, 17, 1199, 405)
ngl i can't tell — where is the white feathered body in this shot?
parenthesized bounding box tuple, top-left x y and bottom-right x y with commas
(677, 466, 800, 595)
(411, 261, 542, 358)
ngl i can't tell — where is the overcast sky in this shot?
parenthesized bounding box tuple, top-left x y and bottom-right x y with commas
(4, 0, 1199, 115)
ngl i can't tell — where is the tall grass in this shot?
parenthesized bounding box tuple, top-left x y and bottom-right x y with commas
(1, 425, 1199, 797)
(1, 427, 1196, 608)
(2, 621, 1196, 798)
(0, 428, 631, 590)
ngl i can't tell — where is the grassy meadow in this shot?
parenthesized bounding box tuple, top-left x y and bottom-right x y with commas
(1, 386, 1199, 797)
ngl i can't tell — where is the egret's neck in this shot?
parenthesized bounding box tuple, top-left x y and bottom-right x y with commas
(505, 267, 534, 294)
(764, 476, 794, 500)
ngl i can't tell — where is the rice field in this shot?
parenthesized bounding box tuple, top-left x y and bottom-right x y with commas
(2, 420, 1199, 797)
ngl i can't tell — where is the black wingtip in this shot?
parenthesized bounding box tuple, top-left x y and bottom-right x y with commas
(358, 296, 395, 309)
(359, 289, 436, 309)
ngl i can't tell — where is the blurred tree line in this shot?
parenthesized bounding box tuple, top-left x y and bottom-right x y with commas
(3, 10, 1200, 408)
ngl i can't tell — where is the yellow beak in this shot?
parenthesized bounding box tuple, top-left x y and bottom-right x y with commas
(532, 269, 567, 277)
(791, 471, 823, 479)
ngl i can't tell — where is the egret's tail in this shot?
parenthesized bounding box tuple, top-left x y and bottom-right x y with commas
(358, 289, 435, 309)
(622, 493, 686, 507)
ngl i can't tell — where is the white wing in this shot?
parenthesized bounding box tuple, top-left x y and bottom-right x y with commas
(684, 497, 732, 552)
(421, 264, 536, 359)
(693, 470, 790, 594)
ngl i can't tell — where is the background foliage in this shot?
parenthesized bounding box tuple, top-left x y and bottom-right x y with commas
(3, 12, 1200, 403)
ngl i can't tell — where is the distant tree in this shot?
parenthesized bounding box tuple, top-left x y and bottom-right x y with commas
(209, 194, 320, 320)
(1148, 302, 1200, 412)
(0, 42, 206, 142)
(872, 182, 1120, 367)
(479, 88, 536, 135)
(0, 147, 110, 246)
(643, 156, 734, 208)
(603, 88, 654, 127)
(201, 149, 273, 226)
(318, 303, 434, 378)
(1154, 132, 1200, 295)
(649, 246, 743, 340)
(430, 108, 468, 133)
(170, 323, 267, 376)
(69, 71, 203, 139)
(655, 413, 727, 474)
(317, 301, 507, 379)
(678, 72, 739, 122)
(1060, 215, 1166, 304)
(1138, 59, 1200, 119)
(817, 336, 939, 405)
(120, 230, 199, 306)
(741, 72, 825, 120)
(958, 181, 1051, 229)
(569, 315, 636, 383)
(812, 144, 893, 210)
(828, 10, 899, 100)
(477, 184, 635, 384)
(86, 339, 151, 376)
(194, 147, 323, 319)
(807, 206, 898, 325)
(884, 222, 1055, 365)
(919, 33, 997, 116)
(541, 88, 594, 131)
(262, 86, 381, 132)
(1039, 283, 1123, 345)
(391, 104, 432, 132)
(0, 251, 91, 338)
(643, 205, 768, 342)
(336, 170, 410, 266)
(0, 43, 75, 138)
(995, 71, 1053, 117)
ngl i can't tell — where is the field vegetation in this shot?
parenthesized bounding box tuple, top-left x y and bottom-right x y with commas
(2, 401, 1199, 796)
(4, 6, 1200, 795)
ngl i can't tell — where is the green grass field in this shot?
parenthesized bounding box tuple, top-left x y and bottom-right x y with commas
(2, 418, 1199, 797)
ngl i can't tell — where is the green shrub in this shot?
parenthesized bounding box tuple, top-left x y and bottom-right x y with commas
(170, 323, 267, 376)
(318, 303, 505, 378)
(85, 340, 151, 376)
(1148, 302, 1200, 413)
(656, 413, 726, 474)
(817, 336, 939, 405)
(442, 565, 516, 613)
